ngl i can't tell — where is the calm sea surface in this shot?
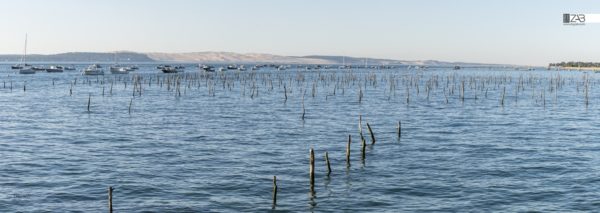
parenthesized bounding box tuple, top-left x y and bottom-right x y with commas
(1, 65, 600, 212)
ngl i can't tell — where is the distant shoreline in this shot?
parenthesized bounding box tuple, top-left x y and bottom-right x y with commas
(557, 66, 600, 71)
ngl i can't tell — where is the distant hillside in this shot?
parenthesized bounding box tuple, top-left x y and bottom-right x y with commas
(299, 55, 401, 65)
(300, 55, 504, 67)
(0, 51, 507, 67)
(0, 52, 153, 62)
(148, 52, 505, 67)
(146, 52, 332, 64)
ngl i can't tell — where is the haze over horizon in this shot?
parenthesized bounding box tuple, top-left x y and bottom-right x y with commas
(1, 0, 599, 66)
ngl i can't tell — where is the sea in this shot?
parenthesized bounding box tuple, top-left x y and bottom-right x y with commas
(1, 64, 600, 212)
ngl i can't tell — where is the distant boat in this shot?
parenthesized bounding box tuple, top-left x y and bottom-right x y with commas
(32, 66, 46, 71)
(11, 65, 24, 69)
(238, 65, 247, 71)
(162, 67, 177, 73)
(63, 65, 76, 71)
(109, 52, 129, 74)
(46, 65, 64, 72)
(110, 66, 129, 74)
(453, 66, 461, 70)
(161, 65, 184, 73)
(200, 65, 215, 72)
(18, 34, 35, 74)
(218, 67, 226, 72)
(161, 67, 178, 73)
(82, 64, 104, 75)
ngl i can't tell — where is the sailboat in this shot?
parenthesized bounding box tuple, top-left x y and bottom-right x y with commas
(19, 34, 35, 74)
(339, 56, 349, 69)
(82, 64, 105, 75)
(110, 52, 129, 74)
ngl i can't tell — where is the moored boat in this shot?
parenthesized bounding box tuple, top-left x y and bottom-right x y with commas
(110, 52, 130, 74)
(82, 64, 104, 75)
(19, 65, 35, 74)
(162, 67, 178, 73)
(18, 34, 35, 74)
(46, 65, 64, 72)
(110, 66, 129, 74)
(201, 64, 215, 72)
(32, 66, 46, 71)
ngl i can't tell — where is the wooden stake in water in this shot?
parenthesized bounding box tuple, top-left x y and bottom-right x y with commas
(325, 151, 331, 175)
(359, 115, 365, 143)
(361, 134, 366, 160)
(87, 94, 91, 112)
(128, 98, 133, 114)
(309, 148, 315, 193)
(283, 84, 287, 103)
(397, 121, 401, 138)
(301, 91, 306, 120)
(272, 176, 277, 208)
(367, 123, 375, 144)
(108, 186, 113, 213)
(346, 135, 351, 167)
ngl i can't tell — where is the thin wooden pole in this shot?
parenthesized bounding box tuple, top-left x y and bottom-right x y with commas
(87, 94, 91, 112)
(359, 115, 365, 143)
(367, 123, 375, 144)
(128, 98, 133, 114)
(108, 186, 113, 213)
(325, 151, 331, 175)
(397, 120, 401, 138)
(361, 135, 366, 160)
(346, 135, 351, 167)
(272, 176, 277, 207)
(309, 148, 315, 193)
(283, 84, 287, 103)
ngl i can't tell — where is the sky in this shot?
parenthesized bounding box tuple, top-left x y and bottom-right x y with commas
(0, 0, 599, 65)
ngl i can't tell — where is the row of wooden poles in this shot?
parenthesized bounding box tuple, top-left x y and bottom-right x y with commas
(102, 116, 401, 211)
(4, 71, 597, 113)
(272, 115, 402, 208)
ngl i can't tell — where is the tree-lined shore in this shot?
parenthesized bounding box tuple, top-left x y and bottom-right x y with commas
(549, 62, 600, 68)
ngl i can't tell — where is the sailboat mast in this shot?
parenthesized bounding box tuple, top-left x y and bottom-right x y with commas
(21, 34, 28, 64)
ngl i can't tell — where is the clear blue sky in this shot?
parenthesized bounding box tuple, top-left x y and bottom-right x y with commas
(0, 0, 599, 65)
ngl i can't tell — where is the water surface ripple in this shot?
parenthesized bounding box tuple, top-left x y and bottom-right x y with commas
(1, 66, 599, 211)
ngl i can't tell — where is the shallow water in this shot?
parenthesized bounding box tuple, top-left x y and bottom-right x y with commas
(1, 65, 600, 212)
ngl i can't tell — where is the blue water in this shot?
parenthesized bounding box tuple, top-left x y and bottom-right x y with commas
(1, 65, 600, 212)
